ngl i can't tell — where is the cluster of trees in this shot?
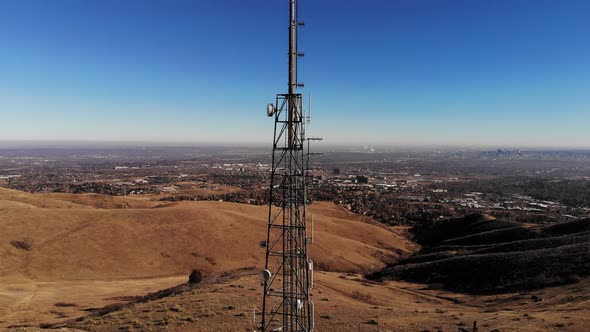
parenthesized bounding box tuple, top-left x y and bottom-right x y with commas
(8, 178, 160, 196)
(160, 189, 268, 205)
(439, 177, 590, 208)
(160, 181, 566, 226)
(208, 173, 267, 190)
(311, 184, 466, 225)
(158, 184, 454, 226)
(67, 182, 157, 196)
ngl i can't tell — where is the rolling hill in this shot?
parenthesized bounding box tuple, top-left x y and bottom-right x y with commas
(2, 188, 589, 331)
(0, 187, 417, 328)
(372, 214, 590, 293)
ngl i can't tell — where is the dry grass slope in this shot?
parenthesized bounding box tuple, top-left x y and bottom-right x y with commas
(0, 187, 417, 328)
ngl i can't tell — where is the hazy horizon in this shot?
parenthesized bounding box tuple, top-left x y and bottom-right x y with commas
(0, 139, 589, 151)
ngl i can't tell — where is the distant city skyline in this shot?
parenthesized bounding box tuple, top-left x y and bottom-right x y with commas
(1, 0, 589, 147)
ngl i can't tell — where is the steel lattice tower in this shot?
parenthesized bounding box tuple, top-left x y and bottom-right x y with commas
(260, 0, 314, 331)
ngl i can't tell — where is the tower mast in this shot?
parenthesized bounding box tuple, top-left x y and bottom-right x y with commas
(261, 0, 314, 331)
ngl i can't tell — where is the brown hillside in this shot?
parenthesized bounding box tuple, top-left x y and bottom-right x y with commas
(66, 271, 590, 332)
(42, 192, 163, 209)
(1, 188, 417, 282)
(0, 188, 417, 328)
(0, 187, 88, 209)
(2, 189, 589, 331)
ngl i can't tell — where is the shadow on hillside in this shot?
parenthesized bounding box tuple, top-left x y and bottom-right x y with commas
(368, 214, 590, 294)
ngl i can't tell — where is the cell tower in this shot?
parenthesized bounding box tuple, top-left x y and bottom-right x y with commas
(260, 0, 315, 331)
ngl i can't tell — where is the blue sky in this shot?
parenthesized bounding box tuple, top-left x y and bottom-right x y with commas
(1, 0, 589, 147)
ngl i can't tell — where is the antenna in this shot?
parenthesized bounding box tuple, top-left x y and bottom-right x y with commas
(307, 92, 312, 125)
(261, 0, 317, 331)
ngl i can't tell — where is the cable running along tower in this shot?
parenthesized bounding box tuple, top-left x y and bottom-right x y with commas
(261, 0, 314, 331)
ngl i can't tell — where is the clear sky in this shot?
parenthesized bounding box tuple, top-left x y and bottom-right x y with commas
(1, 0, 589, 147)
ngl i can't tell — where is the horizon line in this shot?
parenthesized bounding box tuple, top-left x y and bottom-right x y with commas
(0, 140, 589, 151)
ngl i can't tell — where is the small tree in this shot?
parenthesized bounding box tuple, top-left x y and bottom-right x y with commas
(188, 269, 203, 284)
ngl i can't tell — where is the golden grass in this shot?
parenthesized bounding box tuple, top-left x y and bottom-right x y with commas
(0, 188, 417, 328)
